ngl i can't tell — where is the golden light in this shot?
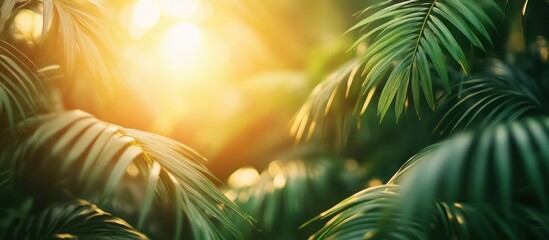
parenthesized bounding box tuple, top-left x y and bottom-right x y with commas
(132, 0, 161, 29)
(161, 23, 202, 62)
(273, 174, 286, 189)
(367, 179, 383, 187)
(126, 163, 140, 177)
(224, 190, 237, 201)
(228, 167, 259, 188)
(162, 23, 202, 73)
(12, 9, 42, 45)
(160, 0, 200, 17)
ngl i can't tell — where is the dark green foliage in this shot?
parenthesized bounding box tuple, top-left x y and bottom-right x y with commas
(392, 117, 549, 219)
(309, 184, 549, 239)
(310, 117, 549, 239)
(305, 0, 549, 239)
(436, 59, 549, 135)
(308, 185, 427, 239)
(0, 41, 46, 129)
(1, 201, 148, 240)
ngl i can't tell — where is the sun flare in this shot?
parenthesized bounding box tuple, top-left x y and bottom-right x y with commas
(161, 22, 203, 66)
(132, 0, 161, 29)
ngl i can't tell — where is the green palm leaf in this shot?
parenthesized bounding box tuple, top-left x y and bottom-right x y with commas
(349, 0, 499, 120)
(42, 0, 125, 93)
(291, 60, 367, 143)
(436, 59, 547, 135)
(1, 201, 147, 239)
(432, 202, 549, 239)
(307, 185, 427, 240)
(310, 117, 549, 239)
(308, 185, 549, 239)
(0, 40, 46, 129)
(390, 117, 549, 226)
(2, 110, 250, 240)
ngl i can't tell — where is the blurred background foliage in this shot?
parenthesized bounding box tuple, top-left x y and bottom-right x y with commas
(50, 0, 372, 179)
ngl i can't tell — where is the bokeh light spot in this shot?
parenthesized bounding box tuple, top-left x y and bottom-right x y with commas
(132, 0, 161, 29)
(12, 9, 42, 45)
(228, 167, 259, 188)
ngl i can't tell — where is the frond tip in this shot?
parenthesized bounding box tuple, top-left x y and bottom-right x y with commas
(350, 0, 499, 120)
(291, 60, 364, 143)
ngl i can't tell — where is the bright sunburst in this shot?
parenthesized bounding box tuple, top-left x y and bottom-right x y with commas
(161, 22, 203, 64)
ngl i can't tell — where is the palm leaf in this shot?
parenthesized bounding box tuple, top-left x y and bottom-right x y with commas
(390, 117, 549, 226)
(432, 201, 549, 239)
(349, 0, 499, 120)
(0, 40, 46, 130)
(225, 158, 363, 240)
(308, 184, 549, 239)
(307, 185, 428, 240)
(291, 59, 376, 144)
(1, 201, 147, 239)
(435, 58, 547, 135)
(42, 0, 126, 93)
(3, 110, 250, 239)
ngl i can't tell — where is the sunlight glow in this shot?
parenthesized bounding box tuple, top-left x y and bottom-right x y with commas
(224, 190, 237, 201)
(228, 167, 259, 188)
(132, 0, 161, 29)
(367, 179, 383, 187)
(160, 0, 200, 17)
(161, 23, 202, 65)
(273, 174, 286, 189)
(161, 23, 204, 76)
(12, 10, 42, 45)
(126, 163, 140, 177)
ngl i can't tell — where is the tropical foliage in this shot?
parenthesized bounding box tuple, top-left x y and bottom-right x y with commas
(299, 0, 549, 239)
(0, 0, 548, 239)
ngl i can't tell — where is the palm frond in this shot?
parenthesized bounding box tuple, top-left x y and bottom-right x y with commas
(432, 201, 549, 239)
(0, 40, 46, 129)
(42, 0, 126, 93)
(291, 60, 366, 143)
(436, 58, 547, 135)
(308, 184, 549, 239)
(225, 158, 363, 240)
(3, 110, 250, 239)
(349, 0, 499, 120)
(307, 185, 427, 240)
(390, 117, 549, 223)
(309, 117, 549, 239)
(1, 201, 147, 239)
